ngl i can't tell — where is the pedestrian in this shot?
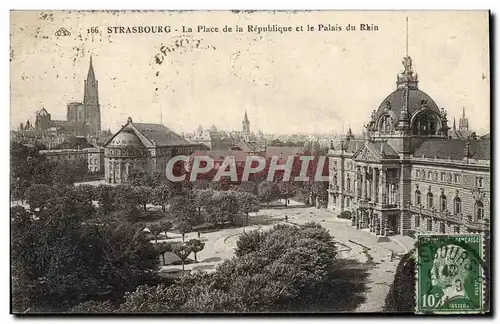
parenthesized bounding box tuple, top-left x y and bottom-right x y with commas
(285, 214, 288, 223)
(197, 231, 201, 239)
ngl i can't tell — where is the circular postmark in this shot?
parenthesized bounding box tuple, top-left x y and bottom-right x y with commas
(416, 234, 485, 314)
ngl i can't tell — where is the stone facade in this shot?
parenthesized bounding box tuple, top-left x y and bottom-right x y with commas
(327, 53, 490, 237)
(104, 117, 205, 184)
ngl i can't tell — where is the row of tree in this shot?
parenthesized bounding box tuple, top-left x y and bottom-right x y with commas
(11, 141, 89, 202)
(11, 188, 161, 313)
(11, 141, 330, 210)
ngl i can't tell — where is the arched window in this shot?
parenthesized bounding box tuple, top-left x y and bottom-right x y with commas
(454, 197, 461, 216)
(346, 197, 350, 208)
(427, 193, 434, 209)
(346, 177, 351, 192)
(439, 222, 446, 233)
(415, 190, 421, 205)
(475, 201, 484, 221)
(440, 195, 447, 212)
(412, 110, 440, 136)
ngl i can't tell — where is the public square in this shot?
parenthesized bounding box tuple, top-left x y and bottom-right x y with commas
(157, 204, 416, 312)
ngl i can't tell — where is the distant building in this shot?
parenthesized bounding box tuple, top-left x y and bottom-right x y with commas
(265, 146, 303, 161)
(449, 107, 472, 140)
(40, 148, 88, 164)
(33, 57, 101, 136)
(242, 109, 250, 139)
(186, 125, 232, 150)
(39, 147, 104, 174)
(103, 117, 205, 184)
(229, 110, 267, 155)
(189, 150, 248, 169)
(86, 147, 105, 173)
(328, 48, 490, 237)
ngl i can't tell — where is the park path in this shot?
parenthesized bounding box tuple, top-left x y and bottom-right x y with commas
(156, 205, 415, 312)
(265, 207, 414, 312)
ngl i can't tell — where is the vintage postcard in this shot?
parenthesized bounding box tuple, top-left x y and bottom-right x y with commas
(10, 10, 491, 315)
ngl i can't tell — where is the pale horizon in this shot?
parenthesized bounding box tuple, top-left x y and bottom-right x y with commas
(10, 11, 490, 136)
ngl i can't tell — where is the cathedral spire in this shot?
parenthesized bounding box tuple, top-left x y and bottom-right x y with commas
(453, 118, 456, 130)
(83, 55, 100, 133)
(244, 109, 249, 123)
(87, 55, 95, 82)
(462, 106, 466, 119)
(242, 109, 250, 134)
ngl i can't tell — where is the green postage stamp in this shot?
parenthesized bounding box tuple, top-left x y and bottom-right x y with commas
(416, 234, 485, 314)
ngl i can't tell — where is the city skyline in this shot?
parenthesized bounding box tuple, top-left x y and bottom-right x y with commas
(11, 11, 490, 135)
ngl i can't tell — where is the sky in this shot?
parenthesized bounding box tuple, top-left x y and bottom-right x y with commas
(10, 10, 490, 135)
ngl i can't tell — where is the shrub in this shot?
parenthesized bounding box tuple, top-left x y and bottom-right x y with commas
(338, 210, 352, 219)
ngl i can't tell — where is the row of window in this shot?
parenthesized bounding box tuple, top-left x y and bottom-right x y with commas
(414, 216, 461, 233)
(415, 169, 486, 189)
(415, 169, 462, 184)
(414, 190, 485, 220)
(107, 149, 151, 157)
(89, 158, 99, 165)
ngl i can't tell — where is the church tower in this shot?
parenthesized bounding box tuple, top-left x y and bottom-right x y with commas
(242, 109, 250, 134)
(83, 56, 101, 133)
(459, 107, 469, 131)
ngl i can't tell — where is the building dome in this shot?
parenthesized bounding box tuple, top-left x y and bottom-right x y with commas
(107, 129, 142, 147)
(370, 55, 447, 137)
(375, 88, 440, 122)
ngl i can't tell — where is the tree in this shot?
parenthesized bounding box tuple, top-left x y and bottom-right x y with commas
(69, 300, 116, 313)
(95, 184, 114, 216)
(151, 183, 173, 212)
(147, 223, 164, 243)
(270, 139, 285, 147)
(170, 190, 198, 226)
(11, 141, 53, 190)
(159, 221, 173, 239)
(25, 184, 53, 213)
(155, 242, 172, 266)
(135, 186, 153, 212)
(186, 239, 205, 262)
(173, 244, 192, 271)
(175, 221, 192, 242)
(112, 185, 142, 222)
(278, 182, 296, 206)
(127, 170, 164, 188)
(205, 191, 239, 227)
(258, 181, 279, 206)
(384, 250, 416, 312)
(94, 222, 369, 313)
(237, 181, 258, 195)
(234, 191, 260, 229)
(193, 189, 214, 220)
(75, 184, 95, 205)
(235, 230, 266, 257)
(11, 188, 160, 313)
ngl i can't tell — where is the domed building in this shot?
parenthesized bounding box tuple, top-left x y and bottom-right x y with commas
(103, 117, 206, 184)
(328, 51, 490, 237)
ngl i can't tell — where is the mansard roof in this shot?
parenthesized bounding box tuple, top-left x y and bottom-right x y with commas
(104, 118, 194, 148)
(413, 139, 490, 161)
(132, 122, 192, 146)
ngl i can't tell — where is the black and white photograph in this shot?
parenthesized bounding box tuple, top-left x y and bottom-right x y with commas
(8, 9, 491, 315)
